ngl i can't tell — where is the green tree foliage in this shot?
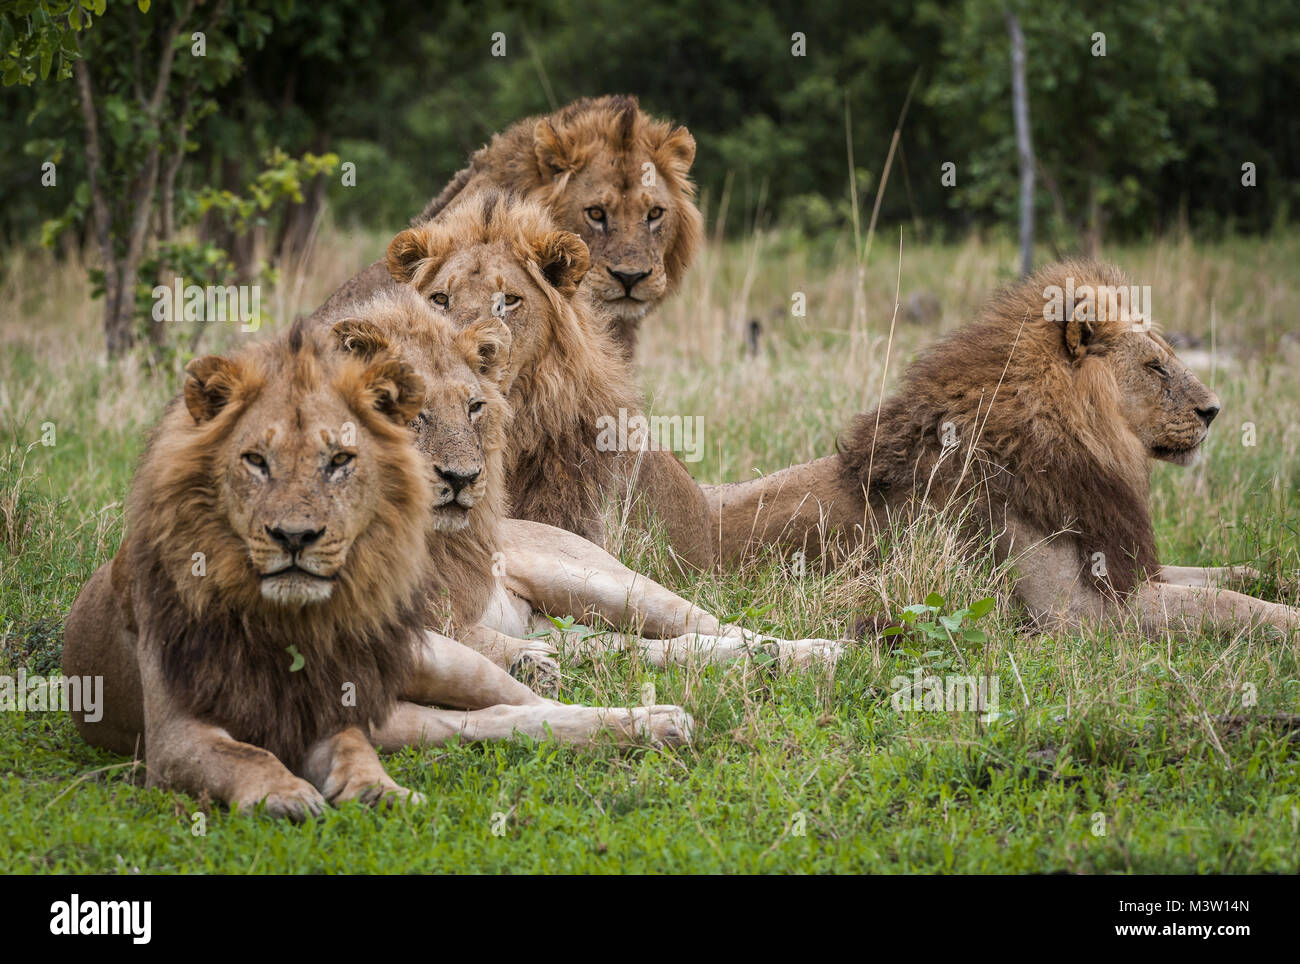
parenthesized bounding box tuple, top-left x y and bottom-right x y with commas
(2, 0, 1297, 291)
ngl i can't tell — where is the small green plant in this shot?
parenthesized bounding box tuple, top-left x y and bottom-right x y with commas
(526, 614, 602, 641)
(883, 592, 996, 647)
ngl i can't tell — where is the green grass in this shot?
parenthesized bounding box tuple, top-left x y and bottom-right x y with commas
(2, 228, 1298, 873)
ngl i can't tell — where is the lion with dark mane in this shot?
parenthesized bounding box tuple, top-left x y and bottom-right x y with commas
(707, 261, 1300, 637)
(311, 94, 702, 358)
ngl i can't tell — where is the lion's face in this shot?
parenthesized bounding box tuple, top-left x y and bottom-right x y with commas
(183, 344, 425, 608)
(1112, 329, 1221, 465)
(1063, 304, 1221, 466)
(548, 162, 681, 323)
(387, 195, 590, 391)
(529, 100, 702, 326)
(331, 292, 512, 532)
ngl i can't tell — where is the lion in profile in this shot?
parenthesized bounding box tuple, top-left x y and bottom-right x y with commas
(311, 94, 702, 357)
(707, 261, 1300, 638)
(63, 316, 696, 822)
(382, 190, 715, 570)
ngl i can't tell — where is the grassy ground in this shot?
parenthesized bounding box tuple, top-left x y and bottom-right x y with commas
(1, 225, 1298, 873)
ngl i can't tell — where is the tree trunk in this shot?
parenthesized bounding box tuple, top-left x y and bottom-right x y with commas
(1006, 10, 1035, 277)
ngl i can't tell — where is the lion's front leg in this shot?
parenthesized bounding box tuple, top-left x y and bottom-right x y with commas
(400, 630, 552, 709)
(137, 641, 325, 821)
(1157, 565, 1265, 591)
(301, 726, 422, 809)
(500, 518, 843, 668)
(371, 700, 693, 750)
(498, 517, 729, 637)
(1137, 581, 1300, 637)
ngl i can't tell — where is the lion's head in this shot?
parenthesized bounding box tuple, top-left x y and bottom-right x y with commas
(387, 191, 604, 394)
(1062, 302, 1220, 468)
(841, 260, 1220, 595)
(417, 95, 703, 348)
(329, 288, 512, 535)
(327, 287, 512, 630)
(147, 325, 429, 615)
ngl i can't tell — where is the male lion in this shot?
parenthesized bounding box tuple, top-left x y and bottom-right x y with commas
(62, 323, 693, 821)
(706, 261, 1300, 638)
(311, 94, 702, 357)
(382, 190, 715, 570)
(329, 287, 842, 672)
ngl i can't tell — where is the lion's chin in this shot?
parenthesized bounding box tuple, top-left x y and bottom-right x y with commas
(431, 504, 472, 532)
(601, 294, 652, 321)
(1151, 443, 1203, 467)
(260, 572, 336, 606)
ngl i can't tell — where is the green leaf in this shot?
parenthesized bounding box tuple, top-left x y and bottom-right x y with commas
(924, 591, 945, 609)
(137, 0, 151, 12)
(881, 626, 902, 637)
(962, 629, 988, 644)
(39, 44, 52, 81)
(969, 597, 996, 619)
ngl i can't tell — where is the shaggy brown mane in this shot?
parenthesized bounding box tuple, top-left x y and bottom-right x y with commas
(331, 287, 510, 630)
(414, 94, 702, 295)
(837, 260, 1160, 596)
(126, 332, 432, 769)
(398, 192, 646, 538)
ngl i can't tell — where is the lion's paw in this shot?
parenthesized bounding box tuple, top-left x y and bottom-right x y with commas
(509, 649, 561, 696)
(638, 705, 694, 748)
(237, 776, 326, 822)
(356, 783, 425, 809)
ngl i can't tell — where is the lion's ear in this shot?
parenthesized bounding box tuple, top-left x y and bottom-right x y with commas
(387, 228, 431, 285)
(532, 230, 590, 296)
(361, 358, 425, 425)
(456, 316, 513, 385)
(1064, 300, 1096, 361)
(657, 124, 696, 174)
(183, 355, 245, 424)
(332, 318, 391, 360)
(534, 119, 576, 177)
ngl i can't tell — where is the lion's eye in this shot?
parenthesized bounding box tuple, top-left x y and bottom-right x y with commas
(1146, 361, 1170, 378)
(468, 399, 485, 416)
(243, 452, 267, 471)
(647, 206, 665, 221)
(331, 452, 355, 468)
(502, 294, 520, 307)
(431, 292, 449, 307)
(585, 206, 606, 223)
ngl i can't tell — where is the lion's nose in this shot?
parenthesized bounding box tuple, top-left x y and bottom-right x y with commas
(436, 467, 480, 494)
(607, 267, 650, 295)
(266, 525, 325, 554)
(1197, 403, 1220, 426)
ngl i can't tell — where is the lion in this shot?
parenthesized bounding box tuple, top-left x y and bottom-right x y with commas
(381, 190, 715, 570)
(328, 287, 843, 672)
(62, 320, 695, 821)
(310, 94, 702, 358)
(705, 261, 1300, 638)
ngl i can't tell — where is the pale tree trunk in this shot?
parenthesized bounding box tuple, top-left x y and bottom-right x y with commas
(1006, 10, 1035, 277)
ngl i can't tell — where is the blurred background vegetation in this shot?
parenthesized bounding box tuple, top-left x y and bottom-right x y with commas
(1, 0, 1297, 352)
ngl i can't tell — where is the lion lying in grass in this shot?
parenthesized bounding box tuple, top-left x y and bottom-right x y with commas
(328, 288, 843, 673)
(706, 261, 1300, 638)
(62, 320, 695, 821)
